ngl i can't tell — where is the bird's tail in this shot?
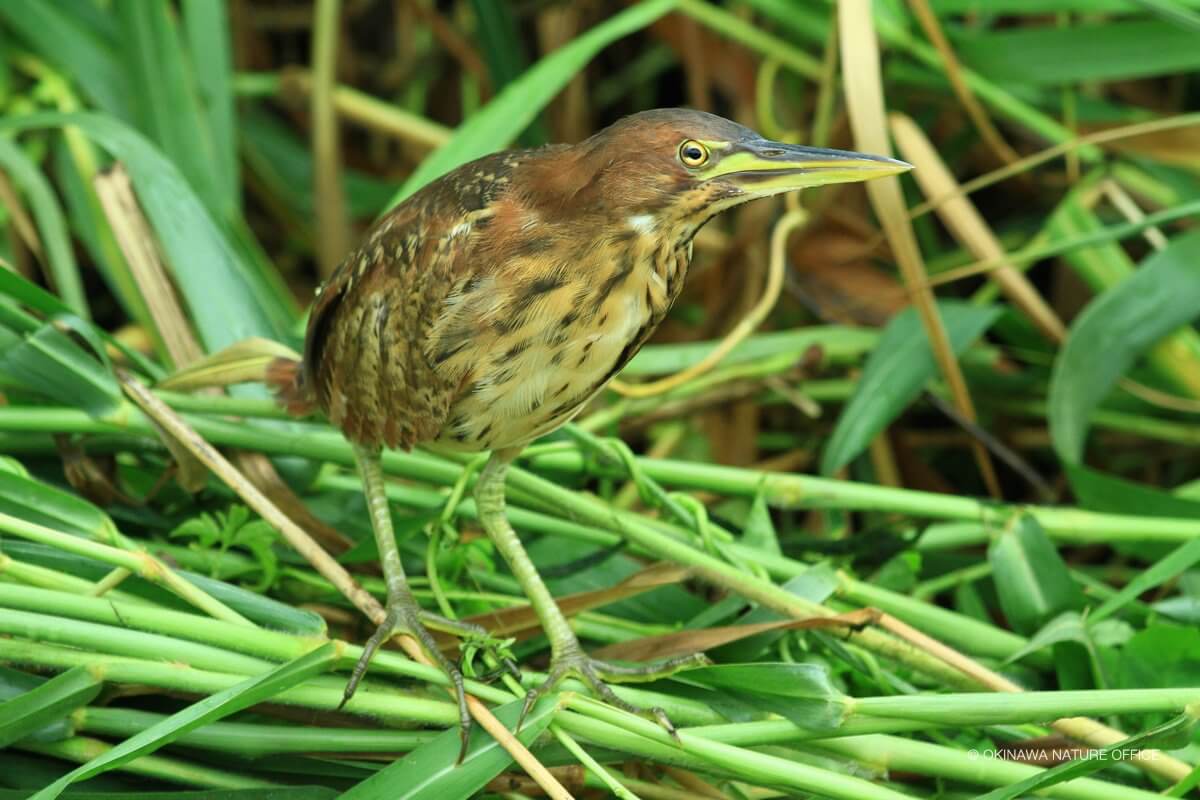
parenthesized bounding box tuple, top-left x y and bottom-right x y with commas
(266, 356, 317, 417)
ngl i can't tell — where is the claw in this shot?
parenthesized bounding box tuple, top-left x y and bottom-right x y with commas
(519, 648, 705, 735)
(341, 602, 474, 764)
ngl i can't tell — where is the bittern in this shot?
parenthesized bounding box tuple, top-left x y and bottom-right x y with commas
(270, 108, 909, 742)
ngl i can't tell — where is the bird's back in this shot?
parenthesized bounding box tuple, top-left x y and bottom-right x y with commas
(273, 141, 691, 452)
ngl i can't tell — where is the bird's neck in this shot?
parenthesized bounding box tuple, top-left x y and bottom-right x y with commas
(620, 213, 693, 322)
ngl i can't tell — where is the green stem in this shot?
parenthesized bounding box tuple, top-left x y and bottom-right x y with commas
(20, 735, 278, 790)
(808, 734, 1165, 800)
(850, 688, 1200, 724)
(0, 637, 458, 726)
(566, 696, 918, 800)
(76, 706, 434, 755)
(0, 510, 251, 625)
(523, 451, 1200, 543)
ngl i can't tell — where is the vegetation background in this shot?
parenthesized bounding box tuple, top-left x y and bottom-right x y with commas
(1, 0, 1200, 798)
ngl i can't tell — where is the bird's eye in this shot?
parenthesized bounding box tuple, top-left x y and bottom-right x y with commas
(678, 140, 709, 167)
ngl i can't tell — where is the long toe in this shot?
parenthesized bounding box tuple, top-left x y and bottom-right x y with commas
(527, 649, 707, 734)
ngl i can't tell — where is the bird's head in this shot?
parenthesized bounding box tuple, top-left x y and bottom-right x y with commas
(565, 108, 911, 238)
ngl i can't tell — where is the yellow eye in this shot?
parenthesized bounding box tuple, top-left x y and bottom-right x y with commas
(678, 140, 709, 168)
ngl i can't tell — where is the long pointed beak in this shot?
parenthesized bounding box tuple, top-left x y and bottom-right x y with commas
(700, 139, 911, 194)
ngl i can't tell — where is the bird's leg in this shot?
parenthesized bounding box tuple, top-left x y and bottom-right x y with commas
(344, 445, 472, 757)
(474, 450, 708, 732)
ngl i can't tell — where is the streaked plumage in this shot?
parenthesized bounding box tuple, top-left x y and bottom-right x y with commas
(269, 108, 911, 750)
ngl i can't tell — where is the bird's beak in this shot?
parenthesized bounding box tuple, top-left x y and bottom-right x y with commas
(699, 139, 912, 195)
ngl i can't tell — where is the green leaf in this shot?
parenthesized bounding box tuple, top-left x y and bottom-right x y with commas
(0, 665, 101, 748)
(0, 792, 338, 800)
(1067, 464, 1200, 519)
(931, 0, 1200, 11)
(1045, 183, 1200, 399)
(0, 269, 156, 376)
(957, 20, 1200, 85)
(741, 487, 782, 556)
(29, 643, 338, 800)
(1091, 535, 1200, 624)
(821, 301, 1001, 475)
(1049, 230, 1200, 463)
(115, 0, 227, 218)
(0, 137, 87, 319)
(0, 322, 122, 418)
(0, 540, 326, 636)
(1004, 611, 1131, 665)
(0, 2, 131, 119)
(707, 567, 838, 663)
(0, 112, 291, 350)
(470, 0, 547, 147)
(988, 515, 1085, 635)
(181, 0, 239, 215)
(338, 697, 557, 800)
(679, 662, 847, 731)
(971, 711, 1197, 800)
(239, 110, 396, 220)
(0, 469, 119, 542)
(389, 0, 677, 207)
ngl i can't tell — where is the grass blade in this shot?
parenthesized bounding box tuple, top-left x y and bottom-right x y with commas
(115, 0, 226, 218)
(821, 302, 1000, 475)
(0, 138, 88, 319)
(1048, 229, 1200, 463)
(971, 711, 1197, 800)
(0, 665, 101, 748)
(338, 698, 557, 800)
(181, 0, 239, 215)
(0, 112, 290, 349)
(0, 2, 130, 119)
(28, 643, 338, 800)
(988, 515, 1084, 635)
(956, 20, 1200, 85)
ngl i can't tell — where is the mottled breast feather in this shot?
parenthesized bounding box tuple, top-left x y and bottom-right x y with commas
(303, 150, 531, 450)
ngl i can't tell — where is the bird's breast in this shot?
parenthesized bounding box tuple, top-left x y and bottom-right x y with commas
(435, 239, 690, 452)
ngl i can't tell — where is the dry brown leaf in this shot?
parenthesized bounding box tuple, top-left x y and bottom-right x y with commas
(837, 1, 1000, 497)
(592, 608, 880, 662)
(449, 562, 692, 644)
(890, 113, 1066, 343)
(789, 230, 908, 326)
(156, 337, 301, 392)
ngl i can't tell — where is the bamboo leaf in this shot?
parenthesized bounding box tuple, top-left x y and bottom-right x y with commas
(956, 20, 1200, 85)
(821, 302, 1000, 475)
(1049, 230, 1200, 464)
(988, 515, 1085, 635)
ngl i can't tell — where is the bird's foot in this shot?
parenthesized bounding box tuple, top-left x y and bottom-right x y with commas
(519, 645, 710, 735)
(341, 599, 473, 761)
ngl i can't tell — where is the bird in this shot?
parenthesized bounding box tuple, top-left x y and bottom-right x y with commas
(268, 107, 910, 747)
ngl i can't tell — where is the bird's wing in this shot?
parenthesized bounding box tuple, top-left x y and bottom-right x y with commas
(304, 155, 523, 450)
